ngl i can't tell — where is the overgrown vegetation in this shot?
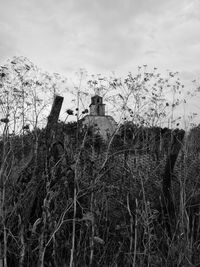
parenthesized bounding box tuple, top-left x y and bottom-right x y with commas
(1, 58, 200, 266)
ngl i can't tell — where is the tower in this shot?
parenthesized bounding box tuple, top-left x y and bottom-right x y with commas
(89, 95, 105, 116)
(82, 95, 117, 140)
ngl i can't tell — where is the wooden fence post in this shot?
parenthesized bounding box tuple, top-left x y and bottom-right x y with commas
(46, 95, 64, 135)
(162, 129, 185, 237)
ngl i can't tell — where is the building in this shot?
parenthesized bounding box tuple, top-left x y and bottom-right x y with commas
(82, 95, 117, 140)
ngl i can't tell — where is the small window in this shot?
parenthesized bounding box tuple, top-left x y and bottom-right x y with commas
(97, 105, 100, 115)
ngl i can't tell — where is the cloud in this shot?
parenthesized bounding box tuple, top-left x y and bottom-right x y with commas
(0, 0, 200, 77)
(0, 24, 19, 61)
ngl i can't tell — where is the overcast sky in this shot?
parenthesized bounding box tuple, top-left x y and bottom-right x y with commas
(1, 0, 200, 127)
(0, 0, 200, 75)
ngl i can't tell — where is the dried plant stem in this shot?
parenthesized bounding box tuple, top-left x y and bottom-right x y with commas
(89, 190, 95, 266)
(133, 198, 138, 267)
(89, 134, 96, 266)
(70, 179, 77, 267)
(127, 194, 133, 262)
(37, 204, 47, 267)
(0, 124, 9, 267)
(19, 222, 25, 267)
(3, 224, 7, 267)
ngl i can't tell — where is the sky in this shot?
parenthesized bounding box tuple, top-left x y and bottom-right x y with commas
(0, 0, 200, 127)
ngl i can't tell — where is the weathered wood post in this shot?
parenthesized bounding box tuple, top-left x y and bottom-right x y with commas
(162, 129, 185, 237)
(38, 95, 64, 267)
(45, 95, 64, 182)
(46, 95, 64, 138)
(45, 95, 64, 161)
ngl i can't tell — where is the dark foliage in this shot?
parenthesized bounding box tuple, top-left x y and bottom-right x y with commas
(1, 122, 200, 266)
